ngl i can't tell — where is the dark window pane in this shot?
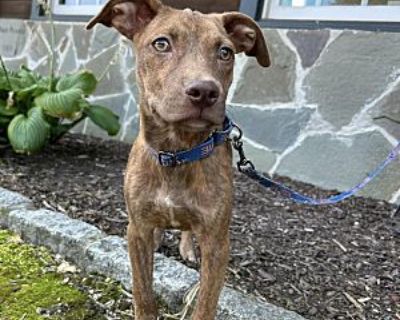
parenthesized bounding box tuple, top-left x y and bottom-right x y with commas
(324, 0, 362, 5)
(368, 0, 389, 4)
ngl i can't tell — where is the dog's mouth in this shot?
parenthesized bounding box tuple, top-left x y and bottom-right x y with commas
(180, 108, 226, 132)
(181, 118, 214, 132)
(153, 99, 226, 131)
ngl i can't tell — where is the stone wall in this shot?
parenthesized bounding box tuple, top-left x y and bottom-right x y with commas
(1, 18, 400, 203)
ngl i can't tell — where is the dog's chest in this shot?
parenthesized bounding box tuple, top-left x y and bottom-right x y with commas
(151, 188, 196, 228)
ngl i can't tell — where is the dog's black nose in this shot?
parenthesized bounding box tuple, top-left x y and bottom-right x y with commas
(185, 81, 220, 108)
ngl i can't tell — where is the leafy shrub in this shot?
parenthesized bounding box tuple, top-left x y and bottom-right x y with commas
(0, 63, 120, 155)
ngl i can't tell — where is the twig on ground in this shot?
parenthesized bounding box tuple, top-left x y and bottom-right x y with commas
(121, 288, 132, 298)
(357, 297, 371, 304)
(288, 283, 302, 295)
(343, 292, 364, 311)
(333, 239, 348, 253)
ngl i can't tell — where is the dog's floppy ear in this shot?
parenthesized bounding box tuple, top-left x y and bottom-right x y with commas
(221, 13, 270, 67)
(86, 0, 162, 40)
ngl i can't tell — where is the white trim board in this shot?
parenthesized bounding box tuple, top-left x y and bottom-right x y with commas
(263, 0, 400, 22)
(53, 0, 103, 15)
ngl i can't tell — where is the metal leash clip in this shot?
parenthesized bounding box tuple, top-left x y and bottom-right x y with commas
(231, 123, 255, 172)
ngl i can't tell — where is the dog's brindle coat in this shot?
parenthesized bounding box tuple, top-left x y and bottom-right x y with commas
(87, 1, 270, 318)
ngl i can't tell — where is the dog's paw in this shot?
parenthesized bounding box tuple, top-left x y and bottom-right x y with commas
(179, 232, 198, 263)
(179, 244, 198, 263)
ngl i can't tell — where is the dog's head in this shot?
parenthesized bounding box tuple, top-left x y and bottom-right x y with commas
(87, 0, 270, 132)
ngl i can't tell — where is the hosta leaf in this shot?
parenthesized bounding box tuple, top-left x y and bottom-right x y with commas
(0, 68, 18, 90)
(34, 88, 83, 119)
(0, 75, 23, 91)
(15, 84, 48, 102)
(56, 70, 97, 95)
(7, 107, 50, 154)
(85, 105, 120, 136)
(17, 66, 41, 87)
(0, 99, 18, 116)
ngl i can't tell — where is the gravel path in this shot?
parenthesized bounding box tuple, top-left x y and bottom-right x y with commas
(0, 135, 399, 320)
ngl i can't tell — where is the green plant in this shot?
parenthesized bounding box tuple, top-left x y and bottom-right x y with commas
(0, 0, 120, 155)
(0, 60, 120, 155)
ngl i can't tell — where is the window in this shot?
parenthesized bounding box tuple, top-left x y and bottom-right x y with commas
(263, 0, 400, 21)
(51, 0, 241, 16)
(52, 0, 107, 16)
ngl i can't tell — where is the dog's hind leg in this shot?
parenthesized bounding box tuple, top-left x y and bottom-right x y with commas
(179, 231, 197, 263)
(153, 228, 164, 251)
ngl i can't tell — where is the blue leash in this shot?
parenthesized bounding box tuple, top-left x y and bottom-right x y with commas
(146, 116, 400, 206)
(231, 123, 400, 205)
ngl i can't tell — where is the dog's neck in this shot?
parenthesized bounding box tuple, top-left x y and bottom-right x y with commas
(139, 107, 220, 153)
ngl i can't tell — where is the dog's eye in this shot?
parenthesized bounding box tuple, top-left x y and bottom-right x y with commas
(218, 46, 234, 61)
(152, 37, 171, 52)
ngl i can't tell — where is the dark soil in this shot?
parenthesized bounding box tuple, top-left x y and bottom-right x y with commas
(0, 135, 399, 320)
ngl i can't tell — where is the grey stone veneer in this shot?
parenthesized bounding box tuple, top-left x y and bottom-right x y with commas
(1, 19, 400, 203)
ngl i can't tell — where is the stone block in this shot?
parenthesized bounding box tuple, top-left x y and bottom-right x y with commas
(58, 42, 78, 74)
(125, 68, 140, 102)
(40, 22, 71, 50)
(120, 41, 136, 71)
(27, 33, 49, 62)
(370, 82, 400, 139)
(89, 24, 120, 57)
(304, 31, 400, 128)
(83, 236, 132, 289)
(33, 56, 60, 77)
(230, 106, 313, 152)
(153, 253, 199, 310)
(85, 44, 119, 78)
(120, 98, 139, 142)
(69, 118, 87, 135)
(96, 61, 126, 95)
(232, 30, 296, 105)
(287, 29, 330, 69)
(0, 19, 28, 57)
(277, 131, 400, 201)
(217, 287, 305, 320)
(6, 209, 105, 261)
(0, 187, 33, 212)
(72, 24, 92, 60)
(85, 44, 125, 95)
(122, 114, 140, 143)
(3, 57, 28, 71)
(232, 139, 277, 173)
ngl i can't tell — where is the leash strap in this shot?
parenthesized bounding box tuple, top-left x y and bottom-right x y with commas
(232, 124, 400, 205)
(149, 117, 234, 167)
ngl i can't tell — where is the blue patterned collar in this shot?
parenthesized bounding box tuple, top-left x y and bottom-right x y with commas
(147, 117, 234, 167)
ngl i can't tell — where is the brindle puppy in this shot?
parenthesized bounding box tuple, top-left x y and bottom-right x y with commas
(87, 1, 270, 319)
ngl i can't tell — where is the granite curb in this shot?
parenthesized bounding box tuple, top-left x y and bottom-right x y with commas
(0, 186, 306, 320)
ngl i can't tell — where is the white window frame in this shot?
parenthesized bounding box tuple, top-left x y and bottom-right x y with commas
(263, 0, 400, 22)
(52, 0, 103, 15)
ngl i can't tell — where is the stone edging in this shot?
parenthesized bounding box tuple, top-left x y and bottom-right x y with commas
(0, 187, 306, 320)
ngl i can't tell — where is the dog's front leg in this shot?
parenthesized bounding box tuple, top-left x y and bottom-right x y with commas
(192, 225, 230, 320)
(127, 222, 157, 320)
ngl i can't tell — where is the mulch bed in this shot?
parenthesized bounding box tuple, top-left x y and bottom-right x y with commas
(0, 134, 399, 320)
